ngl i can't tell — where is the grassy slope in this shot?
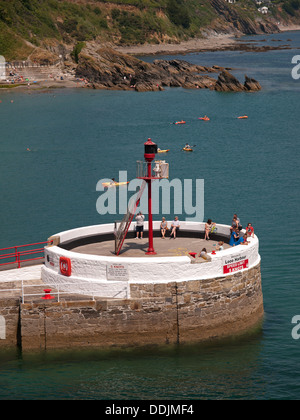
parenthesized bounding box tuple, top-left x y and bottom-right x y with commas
(0, 0, 298, 61)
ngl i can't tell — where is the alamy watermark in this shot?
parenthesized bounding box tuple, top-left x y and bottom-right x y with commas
(291, 316, 300, 340)
(96, 171, 204, 222)
(0, 55, 6, 81)
(291, 55, 300, 80)
(0, 316, 6, 340)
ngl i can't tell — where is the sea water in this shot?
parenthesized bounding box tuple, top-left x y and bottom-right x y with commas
(0, 32, 299, 400)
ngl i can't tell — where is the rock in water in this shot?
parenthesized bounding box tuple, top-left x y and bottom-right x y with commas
(214, 70, 246, 92)
(244, 75, 261, 91)
(214, 70, 261, 92)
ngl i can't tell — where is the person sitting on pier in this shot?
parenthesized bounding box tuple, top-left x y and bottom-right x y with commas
(216, 241, 224, 251)
(204, 219, 216, 240)
(229, 228, 244, 246)
(245, 223, 254, 238)
(198, 248, 211, 261)
(170, 216, 180, 239)
(160, 217, 168, 239)
(241, 234, 249, 245)
(230, 214, 242, 233)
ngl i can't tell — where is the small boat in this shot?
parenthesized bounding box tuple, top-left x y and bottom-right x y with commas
(198, 116, 210, 121)
(175, 120, 186, 125)
(158, 149, 170, 153)
(182, 147, 193, 152)
(102, 181, 129, 188)
(238, 116, 248, 119)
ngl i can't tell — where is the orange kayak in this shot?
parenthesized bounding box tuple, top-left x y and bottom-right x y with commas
(158, 149, 170, 153)
(175, 120, 186, 125)
(238, 116, 248, 119)
(198, 116, 210, 121)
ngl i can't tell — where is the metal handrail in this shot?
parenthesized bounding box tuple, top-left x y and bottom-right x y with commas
(0, 241, 52, 268)
(0, 281, 99, 304)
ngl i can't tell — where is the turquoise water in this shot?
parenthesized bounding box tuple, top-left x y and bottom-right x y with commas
(0, 32, 300, 400)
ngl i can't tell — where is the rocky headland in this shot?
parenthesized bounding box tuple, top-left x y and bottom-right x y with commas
(75, 46, 261, 92)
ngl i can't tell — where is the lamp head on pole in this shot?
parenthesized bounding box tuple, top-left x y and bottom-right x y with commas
(144, 138, 157, 162)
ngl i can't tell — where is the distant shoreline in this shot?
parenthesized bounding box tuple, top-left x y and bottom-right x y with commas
(114, 34, 238, 56)
(114, 27, 300, 56)
(0, 28, 299, 93)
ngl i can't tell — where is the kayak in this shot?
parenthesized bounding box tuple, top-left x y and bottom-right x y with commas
(238, 116, 248, 119)
(102, 182, 129, 187)
(182, 147, 193, 152)
(198, 116, 210, 121)
(175, 120, 186, 125)
(158, 149, 170, 153)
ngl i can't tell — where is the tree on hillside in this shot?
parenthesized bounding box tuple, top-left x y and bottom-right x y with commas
(166, 0, 191, 28)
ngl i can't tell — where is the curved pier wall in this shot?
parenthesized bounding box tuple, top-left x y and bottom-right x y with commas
(10, 222, 262, 351)
(42, 222, 260, 299)
(19, 263, 263, 350)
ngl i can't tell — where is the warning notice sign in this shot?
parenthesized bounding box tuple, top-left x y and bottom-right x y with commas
(222, 254, 249, 274)
(106, 264, 129, 281)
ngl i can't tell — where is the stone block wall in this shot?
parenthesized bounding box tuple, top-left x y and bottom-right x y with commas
(130, 263, 263, 344)
(0, 263, 263, 351)
(0, 298, 20, 349)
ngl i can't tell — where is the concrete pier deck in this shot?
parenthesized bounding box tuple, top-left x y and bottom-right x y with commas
(71, 237, 230, 258)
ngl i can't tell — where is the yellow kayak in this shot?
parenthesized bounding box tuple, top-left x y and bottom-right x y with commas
(182, 147, 193, 152)
(158, 149, 170, 153)
(102, 181, 129, 188)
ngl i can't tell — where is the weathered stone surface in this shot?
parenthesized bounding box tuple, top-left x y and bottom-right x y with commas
(0, 264, 263, 351)
(214, 70, 261, 92)
(76, 46, 259, 92)
(215, 70, 246, 92)
(209, 0, 279, 35)
(244, 75, 261, 91)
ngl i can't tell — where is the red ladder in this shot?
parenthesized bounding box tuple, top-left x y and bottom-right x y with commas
(115, 180, 146, 255)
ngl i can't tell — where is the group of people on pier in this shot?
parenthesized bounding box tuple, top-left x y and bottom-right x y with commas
(134, 212, 255, 248)
(228, 214, 255, 246)
(135, 212, 180, 239)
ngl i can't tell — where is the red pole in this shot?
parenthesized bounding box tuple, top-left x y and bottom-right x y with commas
(146, 161, 156, 255)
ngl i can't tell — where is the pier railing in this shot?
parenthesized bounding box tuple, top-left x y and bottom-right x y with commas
(0, 281, 98, 304)
(0, 241, 52, 269)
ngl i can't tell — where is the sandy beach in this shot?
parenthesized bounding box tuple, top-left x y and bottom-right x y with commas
(114, 33, 238, 56)
(278, 24, 300, 32)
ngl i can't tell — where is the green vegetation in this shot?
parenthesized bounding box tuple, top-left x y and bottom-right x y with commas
(0, 0, 298, 60)
(166, 0, 191, 29)
(71, 42, 86, 63)
(282, 0, 300, 16)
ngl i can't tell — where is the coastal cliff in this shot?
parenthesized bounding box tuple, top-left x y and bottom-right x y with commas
(0, 0, 299, 62)
(209, 0, 279, 35)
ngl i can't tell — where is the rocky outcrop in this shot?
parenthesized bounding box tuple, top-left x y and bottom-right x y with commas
(76, 47, 218, 91)
(244, 75, 261, 91)
(214, 70, 261, 92)
(76, 46, 261, 92)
